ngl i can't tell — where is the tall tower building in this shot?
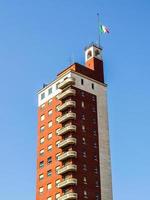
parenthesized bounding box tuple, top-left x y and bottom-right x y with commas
(36, 43, 113, 200)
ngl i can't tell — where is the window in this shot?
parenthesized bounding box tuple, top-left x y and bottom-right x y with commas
(47, 183, 52, 190)
(48, 133, 52, 140)
(48, 110, 52, 116)
(83, 164, 87, 171)
(47, 170, 52, 177)
(39, 173, 44, 180)
(92, 107, 96, 112)
(55, 179, 60, 187)
(94, 155, 98, 161)
(48, 88, 52, 95)
(84, 190, 87, 195)
(82, 125, 85, 132)
(82, 114, 85, 120)
(40, 115, 45, 121)
(94, 167, 98, 174)
(83, 176, 87, 184)
(92, 96, 96, 101)
(39, 187, 44, 193)
(82, 137, 86, 144)
(94, 142, 97, 148)
(40, 126, 45, 132)
(48, 121, 52, 128)
(81, 101, 85, 108)
(56, 193, 60, 199)
(84, 190, 88, 198)
(87, 50, 92, 59)
(96, 180, 99, 187)
(93, 130, 97, 136)
(56, 140, 60, 147)
(92, 83, 94, 89)
(39, 161, 44, 168)
(48, 99, 52, 104)
(47, 145, 52, 151)
(81, 91, 85, 97)
(83, 151, 87, 158)
(81, 79, 84, 85)
(40, 149, 44, 155)
(47, 157, 52, 165)
(40, 137, 45, 144)
(41, 93, 45, 100)
(96, 194, 100, 200)
(47, 197, 52, 200)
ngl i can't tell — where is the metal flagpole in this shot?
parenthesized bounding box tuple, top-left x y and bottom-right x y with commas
(97, 13, 101, 47)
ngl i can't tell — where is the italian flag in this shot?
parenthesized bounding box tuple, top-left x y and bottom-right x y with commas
(100, 25, 110, 33)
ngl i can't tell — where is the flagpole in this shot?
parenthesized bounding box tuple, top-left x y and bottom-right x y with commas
(97, 13, 101, 47)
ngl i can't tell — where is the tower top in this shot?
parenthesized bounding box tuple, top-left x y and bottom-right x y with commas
(85, 42, 103, 62)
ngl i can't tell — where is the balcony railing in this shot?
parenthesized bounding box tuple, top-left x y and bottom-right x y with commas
(57, 100, 76, 112)
(58, 77, 75, 89)
(57, 113, 76, 124)
(57, 178, 77, 189)
(57, 88, 76, 100)
(58, 137, 77, 148)
(57, 164, 77, 175)
(58, 151, 77, 161)
(58, 193, 77, 200)
(56, 125, 76, 136)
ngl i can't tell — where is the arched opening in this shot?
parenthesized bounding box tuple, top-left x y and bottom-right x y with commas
(87, 50, 92, 59)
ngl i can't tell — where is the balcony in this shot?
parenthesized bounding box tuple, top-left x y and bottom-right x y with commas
(57, 164, 77, 175)
(57, 178, 77, 189)
(57, 125, 76, 136)
(58, 77, 75, 89)
(58, 193, 77, 200)
(57, 88, 76, 100)
(58, 151, 77, 161)
(57, 100, 76, 112)
(57, 113, 76, 124)
(58, 137, 77, 148)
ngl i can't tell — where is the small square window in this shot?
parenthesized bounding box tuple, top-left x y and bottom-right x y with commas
(41, 93, 45, 100)
(47, 157, 52, 164)
(40, 115, 45, 121)
(83, 152, 87, 158)
(47, 170, 52, 177)
(81, 101, 85, 108)
(81, 91, 85, 97)
(82, 125, 85, 132)
(40, 137, 45, 144)
(39, 173, 44, 180)
(47, 145, 52, 151)
(48, 88, 52, 95)
(39, 186, 44, 193)
(40, 149, 44, 155)
(48, 121, 52, 128)
(82, 137, 86, 144)
(83, 164, 87, 171)
(39, 161, 44, 168)
(48, 133, 52, 140)
(82, 114, 85, 120)
(47, 183, 52, 190)
(48, 110, 52, 116)
(40, 126, 45, 132)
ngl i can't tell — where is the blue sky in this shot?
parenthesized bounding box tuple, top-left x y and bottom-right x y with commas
(0, 0, 150, 199)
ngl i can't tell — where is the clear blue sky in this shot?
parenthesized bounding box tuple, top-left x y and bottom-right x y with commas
(0, 0, 150, 199)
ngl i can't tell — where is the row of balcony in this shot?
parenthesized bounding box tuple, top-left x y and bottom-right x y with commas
(58, 151, 77, 161)
(57, 100, 76, 112)
(56, 124, 76, 136)
(58, 137, 77, 148)
(58, 77, 75, 89)
(58, 192, 77, 200)
(57, 88, 76, 100)
(57, 113, 76, 124)
(57, 178, 77, 189)
(57, 164, 77, 175)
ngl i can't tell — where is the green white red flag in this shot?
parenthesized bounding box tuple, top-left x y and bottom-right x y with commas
(100, 25, 110, 33)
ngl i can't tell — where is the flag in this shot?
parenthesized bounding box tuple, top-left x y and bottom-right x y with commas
(100, 25, 110, 33)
